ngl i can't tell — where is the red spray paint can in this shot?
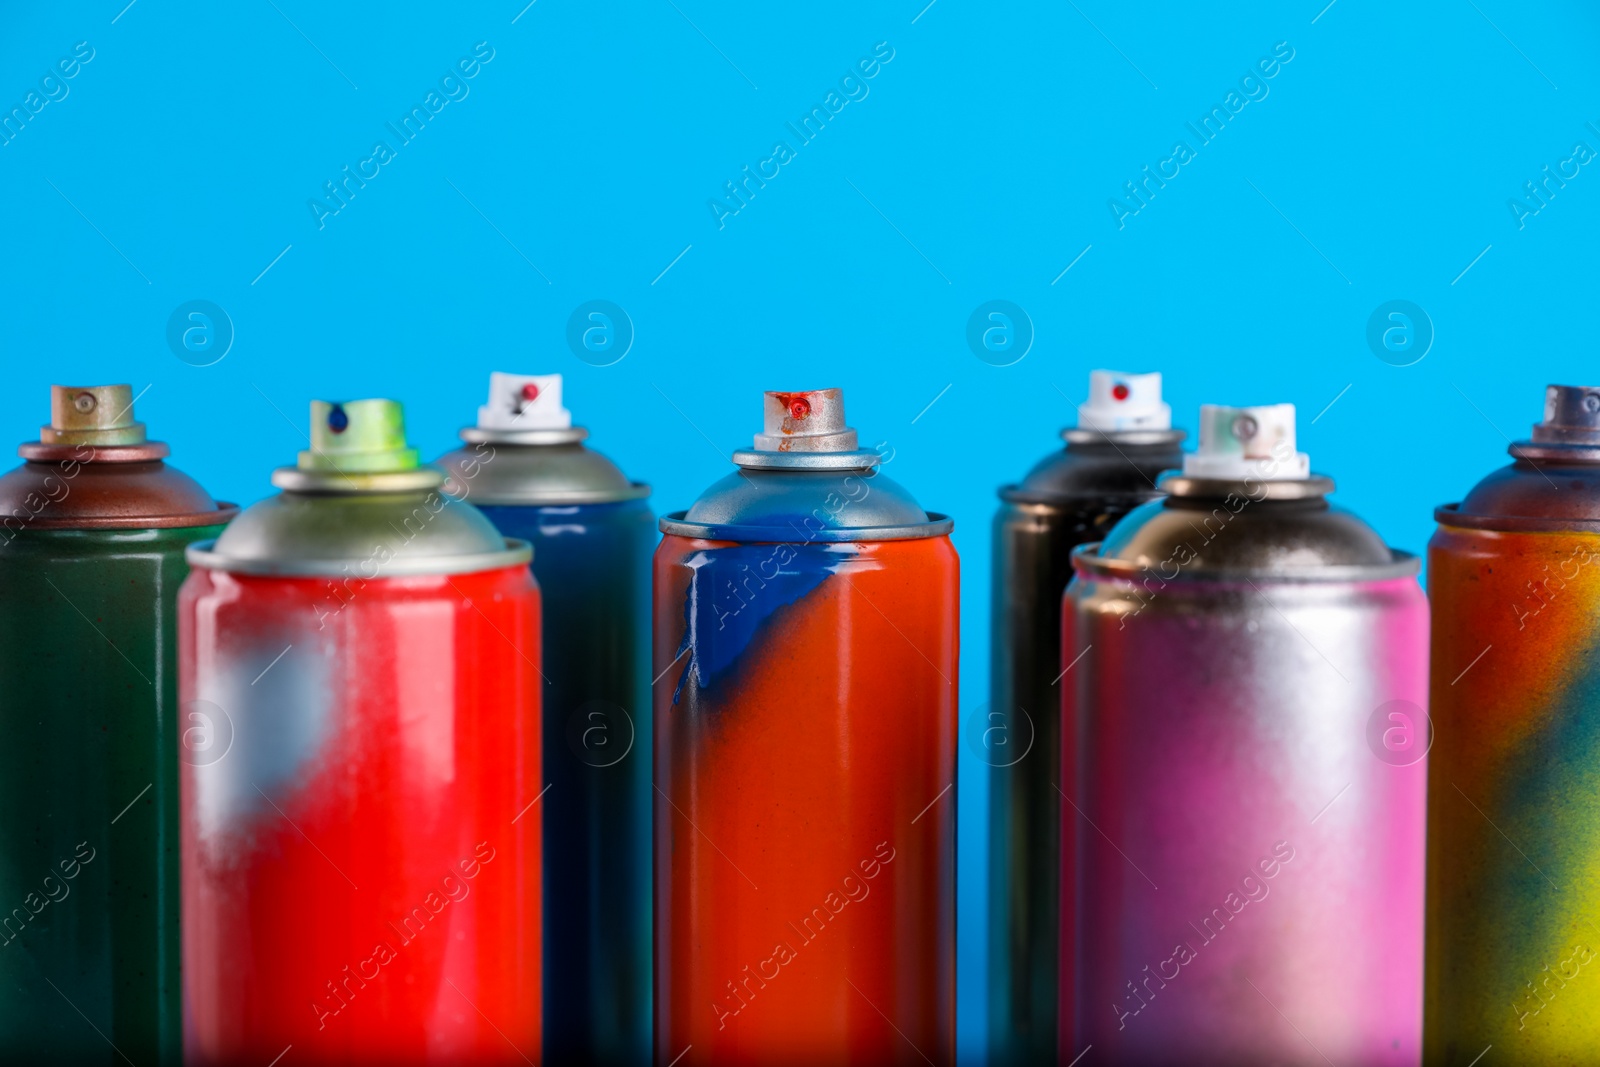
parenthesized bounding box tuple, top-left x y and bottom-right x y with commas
(655, 388, 958, 1067)
(179, 399, 542, 1066)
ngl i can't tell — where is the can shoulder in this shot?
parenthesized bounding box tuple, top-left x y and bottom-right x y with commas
(1085, 495, 1408, 579)
(195, 488, 527, 576)
(434, 437, 647, 506)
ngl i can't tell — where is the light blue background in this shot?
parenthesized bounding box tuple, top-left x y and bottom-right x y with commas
(4, 1, 1598, 1060)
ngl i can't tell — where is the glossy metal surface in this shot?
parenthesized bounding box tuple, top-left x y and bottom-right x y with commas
(187, 472, 528, 577)
(1063, 482, 1427, 1064)
(179, 564, 542, 1066)
(0, 525, 221, 1066)
(441, 429, 649, 506)
(0, 385, 229, 1066)
(478, 496, 654, 1066)
(987, 430, 1182, 1067)
(655, 533, 958, 1067)
(1426, 389, 1600, 1063)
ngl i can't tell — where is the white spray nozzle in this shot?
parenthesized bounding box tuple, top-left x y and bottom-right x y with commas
(1077, 370, 1171, 432)
(1183, 403, 1310, 481)
(477, 372, 572, 430)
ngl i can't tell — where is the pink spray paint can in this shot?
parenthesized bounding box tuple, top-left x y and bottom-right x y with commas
(1060, 403, 1428, 1065)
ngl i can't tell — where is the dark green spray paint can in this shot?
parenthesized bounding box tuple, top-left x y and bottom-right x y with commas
(0, 385, 235, 1065)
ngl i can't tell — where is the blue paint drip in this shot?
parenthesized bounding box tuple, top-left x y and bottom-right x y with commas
(672, 540, 859, 703)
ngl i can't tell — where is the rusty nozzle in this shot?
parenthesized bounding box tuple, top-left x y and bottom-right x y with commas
(752, 388, 858, 452)
(1531, 384, 1600, 445)
(42, 385, 148, 446)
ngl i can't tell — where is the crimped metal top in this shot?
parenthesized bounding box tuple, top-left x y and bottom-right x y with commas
(0, 384, 235, 530)
(1439, 383, 1600, 532)
(436, 428, 648, 506)
(1001, 429, 1185, 506)
(1074, 474, 1413, 581)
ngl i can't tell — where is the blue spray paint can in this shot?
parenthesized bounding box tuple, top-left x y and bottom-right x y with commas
(437, 372, 653, 1066)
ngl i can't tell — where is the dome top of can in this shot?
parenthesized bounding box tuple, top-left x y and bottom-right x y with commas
(192, 396, 526, 576)
(1074, 398, 1409, 581)
(663, 387, 950, 542)
(1006, 370, 1185, 504)
(1441, 383, 1600, 531)
(0, 384, 235, 530)
(436, 373, 648, 505)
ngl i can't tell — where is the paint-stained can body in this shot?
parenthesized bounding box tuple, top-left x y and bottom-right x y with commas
(180, 400, 542, 1066)
(1062, 404, 1427, 1065)
(988, 372, 1182, 1066)
(438, 373, 654, 1066)
(655, 389, 957, 1067)
(0, 386, 234, 1066)
(1425, 385, 1600, 1064)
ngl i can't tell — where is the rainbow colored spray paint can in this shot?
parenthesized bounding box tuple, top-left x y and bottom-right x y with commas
(1426, 384, 1600, 1063)
(0, 385, 234, 1065)
(437, 373, 653, 1066)
(655, 388, 957, 1067)
(1062, 403, 1427, 1064)
(988, 371, 1184, 1066)
(179, 399, 542, 1066)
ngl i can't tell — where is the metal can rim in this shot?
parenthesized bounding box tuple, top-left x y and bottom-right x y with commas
(658, 509, 953, 542)
(1433, 500, 1600, 533)
(457, 481, 652, 507)
(10, 502, 240, 531)
(997, 483, 1165, 507)
(185, 535, 534, 577)
(729, 449, 883, 471)
(458, 426, 590, 447)
(1070, 541, 1421, 582)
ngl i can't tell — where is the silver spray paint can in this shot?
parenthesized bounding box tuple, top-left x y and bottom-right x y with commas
(1061, 403, 1428, 1064)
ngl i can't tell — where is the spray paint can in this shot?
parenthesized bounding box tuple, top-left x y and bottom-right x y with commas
(1425, 384, 1600, 1062)
(987, 371, 1183, 1066)
(436, 372, 653, 1066)
(655, 388, 957, 1066)
(0, 385, 234, 1065)
(1062, 403, 1427, 1064)
(179, 399, 542, 1066)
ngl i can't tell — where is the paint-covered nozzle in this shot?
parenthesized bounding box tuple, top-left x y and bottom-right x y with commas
(1532, 384, 1600, 444)
(41, 384, 147, 446)
(300, 399, 420, 473)
(477, 372, 573, 431)
(1077, 370, 1171, 432)
(752, 388, 858, 452)
(1183, 403, 1310, 481)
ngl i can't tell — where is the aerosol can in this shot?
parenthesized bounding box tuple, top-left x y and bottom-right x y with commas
(1426, 384, 1600, 1063)
(0, 385, 234, 1065)
(988, 371, 1184, 1066)
(179, 399, 542, 1066)
(1062, 403, 1427, 1065)
(437, 373, 653, 1066)
(655, 389, 957, 1067)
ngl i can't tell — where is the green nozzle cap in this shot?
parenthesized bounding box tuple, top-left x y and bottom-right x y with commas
(299, 399, 419, 473)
